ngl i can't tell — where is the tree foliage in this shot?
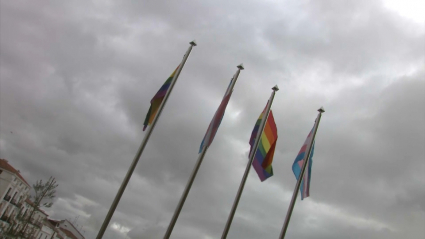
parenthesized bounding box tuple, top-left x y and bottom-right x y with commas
(32, 177, 58, 208)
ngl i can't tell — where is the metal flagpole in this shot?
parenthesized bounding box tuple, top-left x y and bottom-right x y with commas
(96, 41, 197, 239)
(278, 107, 325, 239)
(221, 85, 279, 239)
(163, 64, 244, 239)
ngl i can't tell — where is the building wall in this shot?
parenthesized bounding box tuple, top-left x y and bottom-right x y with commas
(36, 224, 55, 239)
(0, 160, 31, 220)
(1, 167, 31, 237)
(0, 169, 14, 215)
(21, 201, 49, 237)
(0, 168, 13, 199)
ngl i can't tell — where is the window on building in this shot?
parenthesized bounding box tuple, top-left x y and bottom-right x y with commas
(12, 192, 17, 200)
(4, 205, 10, 214)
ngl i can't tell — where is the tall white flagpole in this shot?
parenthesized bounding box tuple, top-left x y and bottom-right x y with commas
(163, 64, 244, 239)
(278, 107, 325, 239)
(221, 85, 279, 239)
(96, 41, 197, 239)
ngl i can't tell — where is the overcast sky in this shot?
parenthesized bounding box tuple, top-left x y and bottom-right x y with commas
(1, 0, 424, 238)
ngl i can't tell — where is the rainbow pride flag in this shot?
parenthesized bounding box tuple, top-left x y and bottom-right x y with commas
(143, 65, 180, 131)
(250, 107, 278, 181)
(292, 127, 315, 199)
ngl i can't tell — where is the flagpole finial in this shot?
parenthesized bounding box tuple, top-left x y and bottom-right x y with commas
(272, 85, 279, 91)
(190, 40, 197, 46)
(237, 64, 244, 70)
(318, 107, 325, 113)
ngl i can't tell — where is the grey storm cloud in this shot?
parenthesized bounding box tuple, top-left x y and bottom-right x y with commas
(1, 0, 424, 238)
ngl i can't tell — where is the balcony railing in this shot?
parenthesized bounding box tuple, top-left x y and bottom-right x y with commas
(3, 195, 11, 201)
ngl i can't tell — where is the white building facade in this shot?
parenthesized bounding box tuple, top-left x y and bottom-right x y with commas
(0, 159, 32, 235)
(1, 159, 85, 239)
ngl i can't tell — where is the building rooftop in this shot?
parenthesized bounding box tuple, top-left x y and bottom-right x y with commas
(60, 228, 79, 239)
(61, 219, 85, 239)
(0, 158, 31, 187)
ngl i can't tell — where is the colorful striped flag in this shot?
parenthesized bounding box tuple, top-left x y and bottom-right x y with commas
(199, 77, 234, 153)
(143, 65, 180, 131)
(292, 127, 315, 199)
(250, 106, 278, 182)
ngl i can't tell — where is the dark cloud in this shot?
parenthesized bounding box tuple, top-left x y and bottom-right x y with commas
(1, 0, 424, 238)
